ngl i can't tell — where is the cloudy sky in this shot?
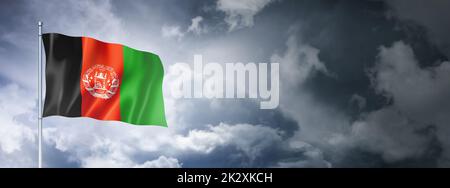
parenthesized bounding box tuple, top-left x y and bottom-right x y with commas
(0, 0, 449, 167)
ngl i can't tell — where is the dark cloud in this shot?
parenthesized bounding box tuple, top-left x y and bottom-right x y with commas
(0, 0, 449, 167)
(385, 0, 450, 58)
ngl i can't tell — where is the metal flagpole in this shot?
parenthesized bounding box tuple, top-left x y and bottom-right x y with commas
(38, 21, 43, 168)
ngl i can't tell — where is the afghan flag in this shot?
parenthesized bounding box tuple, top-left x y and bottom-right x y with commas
(42, 33, 167, 126)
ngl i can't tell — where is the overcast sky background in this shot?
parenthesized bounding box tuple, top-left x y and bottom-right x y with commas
(0, 0, 450, 167)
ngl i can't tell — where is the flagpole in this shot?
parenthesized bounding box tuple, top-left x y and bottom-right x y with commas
(38, 21, 43, 168)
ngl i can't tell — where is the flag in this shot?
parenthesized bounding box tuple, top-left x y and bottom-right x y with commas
(42, 33, 167, 126)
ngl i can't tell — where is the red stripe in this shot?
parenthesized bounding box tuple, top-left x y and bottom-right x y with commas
(80, 37, 123, 121)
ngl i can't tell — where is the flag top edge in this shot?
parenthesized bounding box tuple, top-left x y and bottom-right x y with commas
(43, 33, 161, 58)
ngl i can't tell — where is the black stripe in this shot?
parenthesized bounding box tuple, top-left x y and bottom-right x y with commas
(43, 33, 82, 117)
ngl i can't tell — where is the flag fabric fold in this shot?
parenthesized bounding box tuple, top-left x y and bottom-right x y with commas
(43, 33, 167, 126)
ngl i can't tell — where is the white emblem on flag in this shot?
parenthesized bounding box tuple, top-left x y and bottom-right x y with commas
(82, 64, 119, 99)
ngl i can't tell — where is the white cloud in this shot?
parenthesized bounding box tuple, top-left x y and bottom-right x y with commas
(162, 16, 207, 40)
(351, 107, 431, 162)
(80, 138, 134, 168)
(273, 30, 350, 154)
(372, 41, 450, 117)
(23, 0, 126, 45)
(43, 120, 278, 166)
(216, 0, 275, 31)
(174, 123, 283, 160)
(79, 137, 181, 168)
(351, 41, 450, 164)
(271, 33, 330, 87)
(0, 84, 36, 167)
(32, 0, 125, 41)
(134, 156, 182, 168)
(171, 123, 331, 166)
(161, 25, 185, 40)
(43, 118, 329, 167)
(275, 140, 331, 168)
(187, 16, 206, 35)
(0, 84, 35, 154)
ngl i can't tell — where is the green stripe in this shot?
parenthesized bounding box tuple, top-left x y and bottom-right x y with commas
(120, 46, 167, 126)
